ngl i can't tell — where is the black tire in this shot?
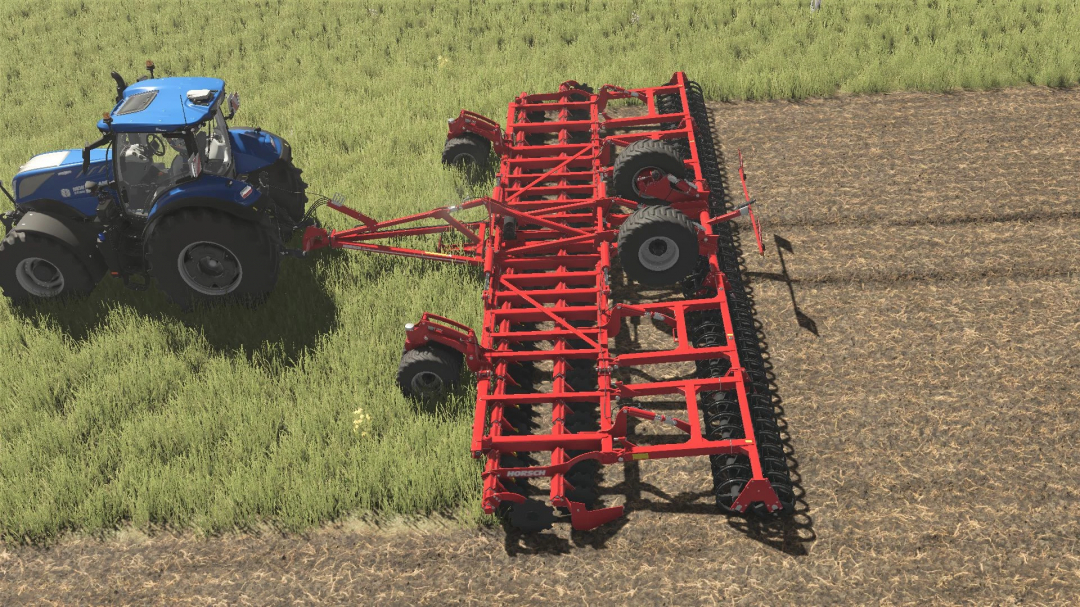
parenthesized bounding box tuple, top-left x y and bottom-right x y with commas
(442, 134, 491, 176)
(612, 139, 687, 205)
(0, 230, 101, 304)
(397, 344, 464, 401)
(256, 160, 309, 226)
(147, 208, 280, 310)
(617, 205, 699, 287)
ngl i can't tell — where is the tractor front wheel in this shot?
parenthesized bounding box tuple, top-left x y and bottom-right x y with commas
(147, 209, 280, 310)
(0, 231, 101, 304)
(252, 160, 309, 235)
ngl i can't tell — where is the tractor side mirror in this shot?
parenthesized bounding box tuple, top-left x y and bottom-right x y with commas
(84, 180, 98, 193)
(225, 92, 240, 119)
(188, 154, 202, 179)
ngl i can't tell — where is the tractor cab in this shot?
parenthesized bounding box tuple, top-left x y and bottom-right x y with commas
(93, 77, 239, 217)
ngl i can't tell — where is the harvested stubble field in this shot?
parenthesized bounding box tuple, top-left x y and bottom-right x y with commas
(2, 85, 1078, 605)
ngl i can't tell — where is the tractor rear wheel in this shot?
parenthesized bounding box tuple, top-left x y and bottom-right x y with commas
(617, 205, 699, 287)
(612, 139, 687, 205)
(397, 344, 464, 401)
(0, 231, 101, 304)
(147, 209, 280, 310)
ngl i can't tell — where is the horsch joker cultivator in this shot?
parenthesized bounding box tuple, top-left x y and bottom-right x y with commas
(302, 72, 796, 532)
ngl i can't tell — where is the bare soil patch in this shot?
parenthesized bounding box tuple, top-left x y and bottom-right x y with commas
(3, 86, 1079, 605)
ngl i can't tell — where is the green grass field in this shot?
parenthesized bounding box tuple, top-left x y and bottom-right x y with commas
(1, 0, 1079, 545)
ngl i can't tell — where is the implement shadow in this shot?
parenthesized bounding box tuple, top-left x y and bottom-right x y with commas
(6, 247, 346, 371)
(746, 235, 818, 336)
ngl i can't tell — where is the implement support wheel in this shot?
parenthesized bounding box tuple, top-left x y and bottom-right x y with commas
(612, 139, 687, 205)
(397, 344, 464, 401)
(617, 205, 699, 287)
(442, 134, 491, 179)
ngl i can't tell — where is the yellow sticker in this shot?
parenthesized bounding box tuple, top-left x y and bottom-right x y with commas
(632, 453, 650, 460)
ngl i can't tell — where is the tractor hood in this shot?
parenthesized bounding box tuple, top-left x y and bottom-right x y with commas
(12, 149, 113, 216)
(229, 128, 286, 174)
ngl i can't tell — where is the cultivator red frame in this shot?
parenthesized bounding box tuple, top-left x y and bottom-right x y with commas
(303, 72, 794, 532)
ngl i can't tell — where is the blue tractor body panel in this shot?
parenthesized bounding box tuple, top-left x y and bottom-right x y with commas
(12, 149, 113, 216)
(98, 77, 226, 133)
(229, 128, 285, 174)
(147, 174, 262, 218)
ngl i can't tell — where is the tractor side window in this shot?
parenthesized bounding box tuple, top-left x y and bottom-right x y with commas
(115, 132, 187, 216)
(198, 112, 233, 176)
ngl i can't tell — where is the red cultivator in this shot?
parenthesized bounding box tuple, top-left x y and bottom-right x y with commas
(303, 72, 794, 532)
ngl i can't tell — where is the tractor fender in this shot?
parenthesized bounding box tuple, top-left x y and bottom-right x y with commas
(147, 174, 263, 216)
(12, 211, 107, 276)
(143, 196, 265, 242)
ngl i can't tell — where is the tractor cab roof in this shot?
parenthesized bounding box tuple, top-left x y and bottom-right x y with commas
(98, 77, 226, 133)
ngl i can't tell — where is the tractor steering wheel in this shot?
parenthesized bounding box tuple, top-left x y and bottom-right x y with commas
(146, 134, 167, 157)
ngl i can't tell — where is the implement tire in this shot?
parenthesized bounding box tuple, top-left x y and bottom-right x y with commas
(442, 134, 491, 179)
(612, 139, 687, 205)
(617, 205, 699, 287)
(397, 344, 464, 401)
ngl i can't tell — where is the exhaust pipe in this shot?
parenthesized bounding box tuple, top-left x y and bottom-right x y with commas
(110, 71, 127, 103)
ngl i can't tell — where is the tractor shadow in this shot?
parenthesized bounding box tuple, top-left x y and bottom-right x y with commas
(6, 247, 341, 371)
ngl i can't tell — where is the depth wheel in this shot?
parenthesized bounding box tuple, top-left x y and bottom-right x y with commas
(442, 134, 491, 180)
(617, 205, 699, 287)
(612, 139, 687, 205)
(0, 230, 102, 304)
(397, 344, 464, 401)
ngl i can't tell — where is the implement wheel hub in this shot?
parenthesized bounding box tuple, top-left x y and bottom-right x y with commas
(638, 235, 679, 271)
(411, 371, 445, 395)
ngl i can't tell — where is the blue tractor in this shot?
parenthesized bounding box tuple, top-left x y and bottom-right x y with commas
(0, 61, 310, 309)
